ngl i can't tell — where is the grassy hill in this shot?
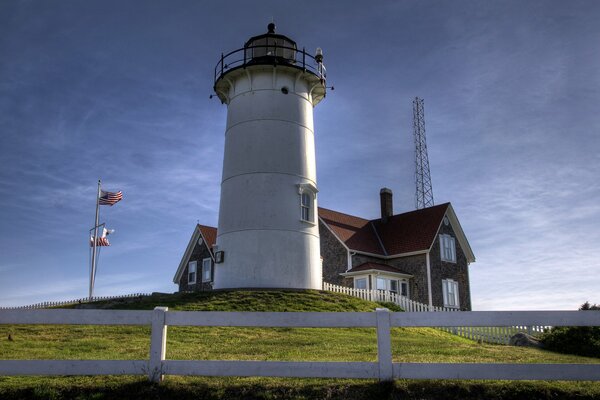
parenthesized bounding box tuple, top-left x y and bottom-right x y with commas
(1, 290, 599, 400)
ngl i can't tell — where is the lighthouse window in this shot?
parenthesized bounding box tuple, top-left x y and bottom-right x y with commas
(281, 87, 289, 94)
(297, 183, 318, 224)
(301, 192, 312, 222)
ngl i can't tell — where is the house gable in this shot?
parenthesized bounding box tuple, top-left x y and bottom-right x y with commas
(173, 224, 217, 284)
(434, 204, 475, 263)
(429, 213, 472, 310)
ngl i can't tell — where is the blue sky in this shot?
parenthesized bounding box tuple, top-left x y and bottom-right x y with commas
(1, 1, 599, 310)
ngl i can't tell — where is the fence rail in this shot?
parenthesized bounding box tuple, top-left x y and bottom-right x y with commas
(0, 293, 151, 310)
(323, 282, 549, 344)
(1, 308, 599, 382)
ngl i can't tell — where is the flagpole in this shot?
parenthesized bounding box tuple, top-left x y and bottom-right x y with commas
(90, 179, 101, 300)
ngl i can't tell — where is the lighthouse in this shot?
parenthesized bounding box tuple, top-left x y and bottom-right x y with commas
(212, 23, 326, 290)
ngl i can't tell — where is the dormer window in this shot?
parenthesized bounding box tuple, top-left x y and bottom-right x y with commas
(440, 234, 456, 263)
(297, 183, 318, 224)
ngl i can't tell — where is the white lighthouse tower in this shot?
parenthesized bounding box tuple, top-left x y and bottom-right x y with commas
(212, 23, 326, 290)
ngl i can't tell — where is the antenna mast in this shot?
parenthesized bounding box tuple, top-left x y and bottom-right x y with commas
(413, 97, 434, 209)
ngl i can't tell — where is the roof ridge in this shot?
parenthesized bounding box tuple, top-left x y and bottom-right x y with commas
(318, 206, 370, 222)
(369, 221, 388, 256)
(368, 202, 450, 223)
(197, 223, 217, 230)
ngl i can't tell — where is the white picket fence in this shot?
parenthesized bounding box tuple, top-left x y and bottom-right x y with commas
(436, 325, 550, 344)
(323, 282, 549, 344)
(323, 282, 456, 312)
(0, 293, 151, 310)
(1, 308, 599, 382)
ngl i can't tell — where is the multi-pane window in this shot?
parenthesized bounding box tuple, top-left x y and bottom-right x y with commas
(355, 278, 367, 290)
(297, 183, 317, 224)
(375, 277, 408, 296)
(400, 281, 409, 297)
(301, 192, 312, 222)
(202, 258, 212, 282)
(188, 261, 197, 284)
(440, 234, 456, 263)
(442, 279, 459, 308)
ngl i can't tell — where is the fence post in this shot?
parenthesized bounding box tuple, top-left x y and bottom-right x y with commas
(149, 306, 168, 383)
(375, 308, 393, 381)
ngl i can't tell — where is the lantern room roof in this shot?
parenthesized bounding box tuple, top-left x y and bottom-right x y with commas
(244, 23, 297, 49)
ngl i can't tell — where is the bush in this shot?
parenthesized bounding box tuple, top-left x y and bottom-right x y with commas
(540, 302, 600, 358)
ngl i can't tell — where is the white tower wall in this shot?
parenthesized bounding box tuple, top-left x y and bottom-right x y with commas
(214, 65, 324, 289)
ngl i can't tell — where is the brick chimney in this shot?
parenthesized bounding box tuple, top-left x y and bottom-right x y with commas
(380, 188, 393, 223)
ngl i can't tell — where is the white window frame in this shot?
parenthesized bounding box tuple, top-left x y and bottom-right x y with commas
(202, 257, 212, 283)
(188, 261, 197, 285)
(440, 234, 456, 263)
(301, 192, 312, 222)
(297, 183, 318, 224)
(400, 281, 409, 297)
(375, 276, 406, 295)
(442, 279, 460, 308)
(354, 277, 367, 290)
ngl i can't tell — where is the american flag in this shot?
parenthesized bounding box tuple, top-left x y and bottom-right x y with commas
(90, 236, 110, 246)
(99, 190, 122, 206)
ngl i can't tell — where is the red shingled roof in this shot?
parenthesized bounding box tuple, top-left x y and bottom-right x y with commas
(318, 203, 450, 256)
(198, 224, 217, 249)
(372, 203, 449, 255)
(318, 207, 384, 255)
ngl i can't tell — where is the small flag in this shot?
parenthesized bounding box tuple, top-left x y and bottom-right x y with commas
(99, 190, 122, 206)
(90, 236, 110, 246)
(102, 227, 115, 237)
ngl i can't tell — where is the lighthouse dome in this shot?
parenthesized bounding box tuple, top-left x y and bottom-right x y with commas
(244, 23, 297, 65)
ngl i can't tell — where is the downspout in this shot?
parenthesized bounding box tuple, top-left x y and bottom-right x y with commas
(426, 252, 433, 308)
(346, 251, 353, 272)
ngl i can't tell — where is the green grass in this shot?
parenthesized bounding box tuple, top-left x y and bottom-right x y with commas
(1, 290, 599, 399)
(67, 289, 402, 312)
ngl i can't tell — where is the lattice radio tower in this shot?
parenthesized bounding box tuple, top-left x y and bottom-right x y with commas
(413, 97, 434, 209)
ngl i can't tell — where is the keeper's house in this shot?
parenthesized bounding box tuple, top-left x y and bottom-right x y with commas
(173, 188, 475, 310)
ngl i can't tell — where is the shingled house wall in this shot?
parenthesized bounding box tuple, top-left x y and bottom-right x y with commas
(178, 241, 214, 292)
(429, 220, 471, 310)
(319, 220, 352, 287)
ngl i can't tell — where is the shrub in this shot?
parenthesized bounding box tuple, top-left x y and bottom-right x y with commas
(540, 302, 600, 358)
